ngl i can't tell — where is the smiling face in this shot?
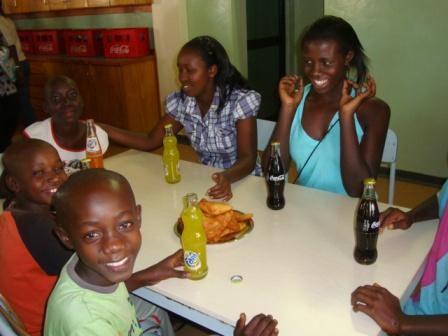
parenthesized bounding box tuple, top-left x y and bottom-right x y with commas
(177, 48, 217, 100)
(45, 78, 83, 125)
(56, 178, 142, 287)
(302, 39, 353, 95)
(6, 144, 67, 209)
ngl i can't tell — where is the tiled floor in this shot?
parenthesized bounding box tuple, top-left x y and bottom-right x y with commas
(106, 143, 441, 336)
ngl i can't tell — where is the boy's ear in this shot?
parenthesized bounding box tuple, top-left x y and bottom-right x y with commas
(5, 174, 20, 194)
(54, 226, 74, 250)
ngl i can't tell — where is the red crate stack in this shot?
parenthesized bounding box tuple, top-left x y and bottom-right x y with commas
(103, 28, 150, 58)
(18, 31, 34, 55)
(32, 30, 64, 55)
(64, 29, 104, 57)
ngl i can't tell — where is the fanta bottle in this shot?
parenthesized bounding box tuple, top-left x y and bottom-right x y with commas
(162, 124, 181, 183)
(181, 193, 208, 280)
(86, 119, 104, 168)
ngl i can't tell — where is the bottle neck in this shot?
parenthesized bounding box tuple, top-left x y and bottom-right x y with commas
(271, 144, 280, 158)
(165, 127, 174, 137)
(362, 184, 376, 200)
(86, 120, 96, 137)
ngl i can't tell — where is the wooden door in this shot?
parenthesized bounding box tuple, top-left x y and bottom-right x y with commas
(109, 0, 135, 5)
(32, 0, 50, 12)
(87, 0, 110, 7)
(88, 64, 125, 127)
(65, 0, 89, 9)
(2, 0, 30, 13)
(48, 0, 67, 11)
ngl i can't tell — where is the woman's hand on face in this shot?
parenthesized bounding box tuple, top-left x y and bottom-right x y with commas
(339, 75, 376, 116)
(207, 172, 232, 201)
(278, 75, 304, 109)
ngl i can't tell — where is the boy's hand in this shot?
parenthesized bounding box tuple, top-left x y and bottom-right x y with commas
(351, 283, 404, 335)
(234, 313, 279, 336)
(127, 249, 187, 290)
(380, 207, 412, 233)
(207, 172, 232, 201)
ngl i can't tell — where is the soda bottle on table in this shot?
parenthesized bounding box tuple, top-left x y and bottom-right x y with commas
(162, 124, 181, 183)
(266, 141, 285, 210)
(354, 178, 380, 265)
(181, 193, 208, 280)
(85, 119, 104, 168)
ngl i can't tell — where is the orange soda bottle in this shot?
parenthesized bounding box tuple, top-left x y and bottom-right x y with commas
(181, 193, 208, 280)
(162, 124, 181, 183)
(86, 119, 104, 168)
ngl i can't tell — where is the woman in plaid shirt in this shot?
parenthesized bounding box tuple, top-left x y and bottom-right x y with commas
(103, 36, 260, 201)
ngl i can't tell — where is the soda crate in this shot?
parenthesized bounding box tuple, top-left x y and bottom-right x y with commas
(32, 30, 64, 55)
(18, 30, 34, 55)
(64, 29, 104, 57)
(103, 28, 151, 58)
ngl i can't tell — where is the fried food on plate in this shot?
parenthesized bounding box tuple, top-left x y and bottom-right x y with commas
(198, 199, 253, 243)
(199, 198, 232, 216)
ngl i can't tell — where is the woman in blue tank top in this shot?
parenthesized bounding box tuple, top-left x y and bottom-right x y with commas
(262, 16, 390, 197)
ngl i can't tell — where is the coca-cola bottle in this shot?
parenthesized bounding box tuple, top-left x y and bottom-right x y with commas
(354, 178, 380, 265)
(266, 142, 285, 210)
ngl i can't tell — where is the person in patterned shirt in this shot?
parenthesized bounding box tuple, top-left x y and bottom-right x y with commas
(0, 29, 20, 152)
(102, 36, 261, 201)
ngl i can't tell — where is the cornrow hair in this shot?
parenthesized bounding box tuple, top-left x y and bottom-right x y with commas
(181, 36, 251, 113)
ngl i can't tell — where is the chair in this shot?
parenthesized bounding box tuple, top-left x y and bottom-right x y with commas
(256, 119, 276, 151)
(381, 129, 398, 204)
(0, 294, 29, 336)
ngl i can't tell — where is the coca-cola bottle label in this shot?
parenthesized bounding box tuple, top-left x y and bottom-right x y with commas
(268, 174, 285, 182)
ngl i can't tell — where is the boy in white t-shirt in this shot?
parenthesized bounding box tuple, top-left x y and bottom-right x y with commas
(24, 76, 108, 174)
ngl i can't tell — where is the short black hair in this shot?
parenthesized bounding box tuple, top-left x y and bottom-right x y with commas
(52, 169, 134, 230)
(2, 138, 56, 179)
(301, 15, 368, 84)
(181, 35, 251, 113)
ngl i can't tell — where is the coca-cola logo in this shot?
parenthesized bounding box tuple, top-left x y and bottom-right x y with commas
(268, 175, 285, 182)
(71, 45, 87, 53)
(38, 43, 54, 52)
(109, 44, 129, 55)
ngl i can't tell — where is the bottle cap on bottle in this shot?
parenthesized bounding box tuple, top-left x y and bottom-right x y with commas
(164, 124, 173, 130)
(363, 178, 376, 185)
(271, 141, 280, 147)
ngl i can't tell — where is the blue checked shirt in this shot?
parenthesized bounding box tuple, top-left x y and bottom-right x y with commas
(166, 87, 260, 169)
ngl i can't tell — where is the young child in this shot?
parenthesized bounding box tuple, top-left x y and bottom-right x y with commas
(351, 180, 448, 335)
(24, 75, 109, 174)
(46, 168, 278, 336)
(0, 138, 71, 335)
(262, 16, 390, 197)
(0, 139, 180, 336)
(102, 36, 260, 201)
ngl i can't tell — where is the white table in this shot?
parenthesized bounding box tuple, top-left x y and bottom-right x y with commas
(105, 150, 438, 336)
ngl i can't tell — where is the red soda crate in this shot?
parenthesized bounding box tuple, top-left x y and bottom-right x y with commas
(18, 30, 34, 55)
(64, 29, 104, 57)
(103, 28, 150, 58)
(32, 30, 64, 55)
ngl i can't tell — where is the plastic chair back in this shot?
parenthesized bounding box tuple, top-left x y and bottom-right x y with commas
(381, 129, 398, 204)
(257, 119, 276, 151)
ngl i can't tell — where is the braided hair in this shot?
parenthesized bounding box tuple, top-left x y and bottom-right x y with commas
(181, 36, 250, 113)
(301, 16, 369, 85)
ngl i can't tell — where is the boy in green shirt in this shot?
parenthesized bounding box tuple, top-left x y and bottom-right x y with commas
(45, 169, 279, 336)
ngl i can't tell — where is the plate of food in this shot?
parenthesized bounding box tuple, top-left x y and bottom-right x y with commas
(175, 198, 254, 244)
